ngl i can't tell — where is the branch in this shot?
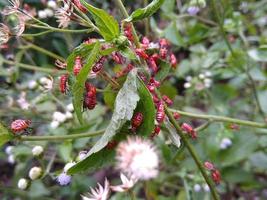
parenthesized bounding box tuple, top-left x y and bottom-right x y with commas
(19, 129, 104, 141)
(170, 109, 267, 129)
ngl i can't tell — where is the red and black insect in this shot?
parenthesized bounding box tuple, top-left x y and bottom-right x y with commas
(84, 83, 97, 110)
(124, 23, 134, 43)
(170, 53, 177, 69)
(147, 57, 158, 74)
(59, 74, 68, 94)
(156, 101, 165, 123)
(211, 169, 221, 184)
(131, 112, 144, 132)
(106, 140, 118, 150)
(92, 56, 106, 73)
(11, 119, 31, 134)
(150, 125, 161, 139)
(73, 56, 83, 76)
(162, 95, 173, 106)
(136, 49, 149, 60)
(159, 47, 168, 59)
(72, 0, 87, 13)
(112, 52, 124, 64)
(141, 37, 150, 49)
(149, 78, 160, 88)
(181, 123, 197, 139)
(159, 38, 169, 49)
(173, 112, 181, 120)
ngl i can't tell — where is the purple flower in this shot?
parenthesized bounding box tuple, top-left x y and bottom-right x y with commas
(187, 6, 200, 15)
(57, 173, 72, 186)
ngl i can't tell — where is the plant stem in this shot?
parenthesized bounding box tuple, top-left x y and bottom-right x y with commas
(144, 0, 150, 36)
(22, 43, 65, 61)
(2, 59, 56, 73)
(165, 107, 220, 200)
(115, 1, 220, 199)
(170, 109, 267, 128)
(19, 129, 104, 142)
(22, 30, 53, 37)
(114, 0, 141, 48)
(129, 189, 136, 200)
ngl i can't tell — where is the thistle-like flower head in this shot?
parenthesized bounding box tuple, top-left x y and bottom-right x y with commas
(81, 179, 110, 200)
(116, 137, 159, 180)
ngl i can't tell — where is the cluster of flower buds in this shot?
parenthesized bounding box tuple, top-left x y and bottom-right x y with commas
(204, 161, 221, 184)
(131, 112, 144, 132)
(83, 83, 97, 110)
(181, 123, 197, 139)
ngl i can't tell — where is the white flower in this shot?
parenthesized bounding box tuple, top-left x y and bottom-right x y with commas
(203, 78, 212, 88)
(17, 178, 29, 190)
(185, 76, 192, 82)
(44, 8, 54, 17)
(17, 92, 30, 110)
(0, 23, 10, 45)
(39, 76, 53, 91)
(55, 1, 73, 28)
(63, 162, 76, 173)
(66, 103, 74, 112)
(204, 71, 212, 77)
(47, 0, 58, 9)
(32, 146, 44, 156)
(29, 167, 42, 180)
(193, 184, 201, 192)
(57, 172, 72, 186)
(81, 179, 110, 200)
(8, 154, 15, 164)
(116, 137, 159, 180)
(50, 120, 60, 129)
(77, 151, 87, 161)
(203, 184, 210, 192)
(53, 111, 67, 123)
(5, 146, 14, 155)
(65, 111, 73, 119)
(38, 10, 47, 19)
(220, 138, 232, 150)
(28, 80, 37, 89)
(198, 73, 205, 79)
(110, 173, 137, 192)
(184, 82, 191, 89)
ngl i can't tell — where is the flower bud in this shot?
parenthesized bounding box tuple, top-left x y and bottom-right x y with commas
(29, 167, 42, 180)
(193, 184, 201, 192)
(77, 151, 87, 161)
(18, 178, 29, 190)
(57, 173, 72, 186)
(5, 146, 14, 155)
(32, 146, 44, 157)
(211, 169, 221, 184)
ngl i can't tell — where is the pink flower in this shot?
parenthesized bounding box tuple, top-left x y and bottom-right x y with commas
(0, 23, 10, 45)
(55, 0, 73, 28)
(110, 173, 137, 192)
(81, 179, 110, 200)
(116, 137, 159, 180)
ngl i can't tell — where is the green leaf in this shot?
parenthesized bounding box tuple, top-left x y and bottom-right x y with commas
(248, 48, 267, 62)
(72, 42, 100, 124)
(165, 118, 181, 148)
(68, 149, 114, 174)
(0, 123, 14, 147)
(58, 141, 72, 162)
(163, 22, 184, 46)
(87, 69, 140, 154)
(80, 0, 119, 41)
(120, 47, 138, 60)
(155, 60, 171, 81)
(125, 0, 165, 22)
(134, 78, 156, 136)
